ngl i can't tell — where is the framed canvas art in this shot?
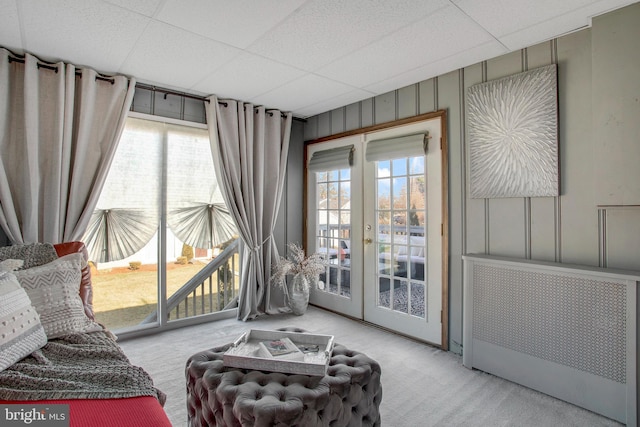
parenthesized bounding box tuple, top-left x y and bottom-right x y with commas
(467, 64, 558, 198)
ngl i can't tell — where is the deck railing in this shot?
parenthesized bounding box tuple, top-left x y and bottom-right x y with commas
(141, 238, 241, 323)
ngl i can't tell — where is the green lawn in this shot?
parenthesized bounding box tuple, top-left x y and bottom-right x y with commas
(91, 260, 234, 330)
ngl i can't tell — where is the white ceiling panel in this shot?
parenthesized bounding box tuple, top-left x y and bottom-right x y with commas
(156, 0, 307, 49)
(250, 74, 364, 112)
(498, 0, 640, 49)
(103, 0, 164, 17)
(452, 0, 598, 38)
(247, 0, 450, 71)
(0, 0, 21, 50)
(294, 88, 378, 118)
(317, 5, 494, 88)
(2, 0, 638, 117)
(364, 40, 508, 94)
(192, 53, 306, 100)
(120, 21, 242, 90)
(18, 0, 149, 72)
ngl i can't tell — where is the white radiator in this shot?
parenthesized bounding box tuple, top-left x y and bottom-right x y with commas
(462, 254, 639, 425)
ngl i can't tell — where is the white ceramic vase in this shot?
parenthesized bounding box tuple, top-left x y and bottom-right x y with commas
(288, 273, 310, 316)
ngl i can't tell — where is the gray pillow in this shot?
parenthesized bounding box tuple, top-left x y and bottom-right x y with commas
(14, 253, 102, 339)
(0, 243, 58, 270)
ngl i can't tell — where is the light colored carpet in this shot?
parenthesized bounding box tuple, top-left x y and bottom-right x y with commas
(118, 306, 622, 427)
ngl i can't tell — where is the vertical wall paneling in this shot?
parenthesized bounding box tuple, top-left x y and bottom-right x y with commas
(437, 70, 463, 353)
(331, 107, 345, 135)
(153, 93, 182, 120)
(527, 40, 554, 68)
(131, 87, 207, 124)
(183, 97, 206, 123)
(485, 51, 526, 258)
(283, 120, 305, 249)
(552, 39, 562, 263)
(598, 208, 607, 267)
(556, 29, 598, 266)
(463, 63, 486, 255)
(361, 98, 374, 128)
(132, 86, 153, 115)
(374, 92, 396, 124)
(303, 115, 318, 141)
(592, 4, 640, 206)
(299, 4, 640, 353)
(398, 84, 418, 119)
(419, 79, 436, 114)
(345, 102, 361, 131)
(317, 111, 332, 138)
(525, 41, 558, 262)
(601, 206, 640, 270)
(459, 70, 467, 260)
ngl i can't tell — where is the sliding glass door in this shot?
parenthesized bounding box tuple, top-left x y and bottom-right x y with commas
(85, 114, 239, 336)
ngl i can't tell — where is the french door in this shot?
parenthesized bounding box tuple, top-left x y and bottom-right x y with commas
(307, 114, 446, 346)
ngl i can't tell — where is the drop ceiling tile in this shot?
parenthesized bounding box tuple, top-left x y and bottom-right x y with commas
(498, 11, 590, 50)
(249, 74, 361, 112)
(247, 0, 450, 71)
(294, 89, 377, 118)
(452, 0, 599, 38)
(364, 40, 508, 94)
(103, 0, 164, 17)
(317, 5, 493, 88)
(120, 20, 242, 90)
(156, 0, 307, 49)
(18, 0, 149, 72)
(0, 0, 21, 50)
(498, 0, 640, 49)
(191, 53, 306, 100)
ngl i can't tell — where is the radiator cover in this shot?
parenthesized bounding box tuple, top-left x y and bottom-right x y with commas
(462, 254, 639, 425)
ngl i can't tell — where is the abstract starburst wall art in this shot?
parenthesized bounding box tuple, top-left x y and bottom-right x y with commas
(467, 64, 558, 198)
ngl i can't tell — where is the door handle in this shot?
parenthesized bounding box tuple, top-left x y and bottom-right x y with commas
(364, 238, 372, 245)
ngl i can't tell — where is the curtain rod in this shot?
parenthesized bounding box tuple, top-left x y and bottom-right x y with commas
(5, 54, 305, 122)
(135, 83, 306, 122)
(8, 56, 115, 84)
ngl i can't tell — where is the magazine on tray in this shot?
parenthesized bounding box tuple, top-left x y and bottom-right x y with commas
(258, 337, 304, 361)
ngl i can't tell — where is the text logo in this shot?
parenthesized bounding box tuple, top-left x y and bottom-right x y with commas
(0, 405, 69, 427)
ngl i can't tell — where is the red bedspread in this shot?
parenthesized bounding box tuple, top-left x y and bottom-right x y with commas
(1, 397, 172, 427)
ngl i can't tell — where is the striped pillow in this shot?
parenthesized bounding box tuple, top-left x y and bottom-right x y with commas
(14, 253, 103, 339)
(0, 271, 47, 371)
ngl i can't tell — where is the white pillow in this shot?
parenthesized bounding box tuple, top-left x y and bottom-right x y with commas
(0, 258, 24, 272)
(0, 271, 47, 371)
(14, 253, 102, 339)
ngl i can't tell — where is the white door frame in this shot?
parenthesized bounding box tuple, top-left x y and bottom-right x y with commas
(304, 111, 449, 349)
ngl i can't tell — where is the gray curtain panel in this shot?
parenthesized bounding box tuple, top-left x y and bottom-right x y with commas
(206, 96, 292, 321)
(0, 48, 135, 244)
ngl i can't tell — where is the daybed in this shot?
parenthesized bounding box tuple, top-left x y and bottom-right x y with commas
(0, 241, 171, 427)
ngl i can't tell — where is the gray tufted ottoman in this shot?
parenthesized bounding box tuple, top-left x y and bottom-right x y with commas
(185, 330, 382, 426)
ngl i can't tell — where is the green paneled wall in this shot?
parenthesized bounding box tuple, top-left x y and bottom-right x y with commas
(296, 3, 640, 353)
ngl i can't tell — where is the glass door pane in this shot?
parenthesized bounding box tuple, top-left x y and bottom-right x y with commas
(165, 124, 239, 321)
(88, 118, 162, 331)
(362, 117, 444, 346)
(315, 169, 351, 297)
(374, 156, 426, 318)
(307, 136, 363, 319)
